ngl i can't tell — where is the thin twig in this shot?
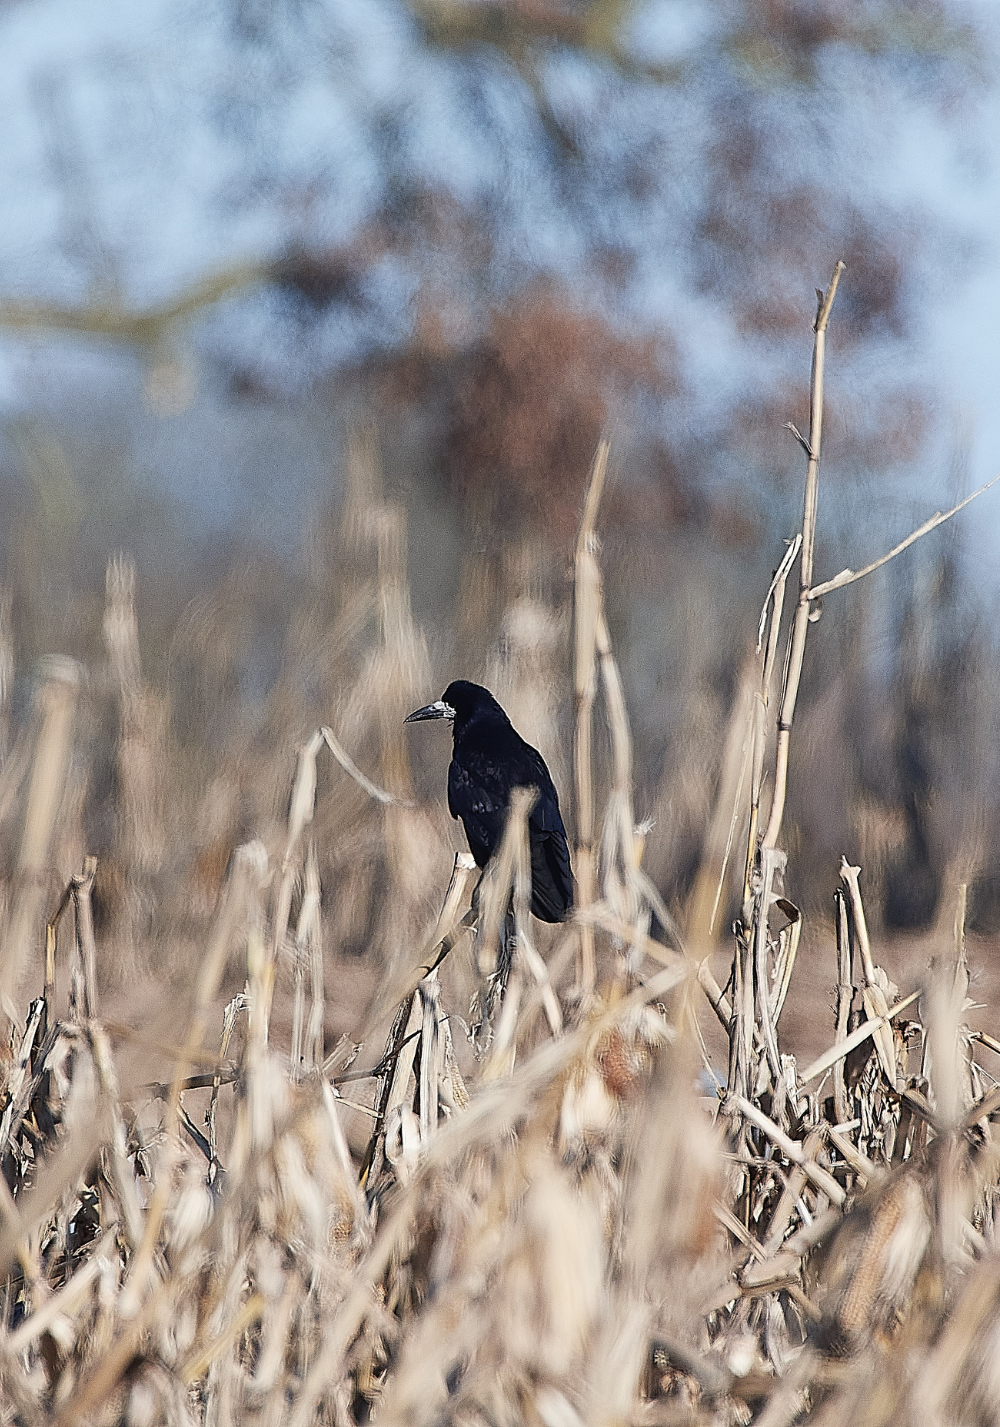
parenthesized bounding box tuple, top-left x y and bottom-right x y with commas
(321, 724, 412, 805)
(808, 471, 1000, 600)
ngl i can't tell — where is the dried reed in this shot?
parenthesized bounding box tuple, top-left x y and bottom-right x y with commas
(1, 273, 1000, 1427)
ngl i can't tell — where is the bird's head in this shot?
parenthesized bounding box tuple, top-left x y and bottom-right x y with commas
(404, 680, 505, 730)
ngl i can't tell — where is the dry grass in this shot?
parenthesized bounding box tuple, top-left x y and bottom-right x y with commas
(2, 284, 1000, 1425)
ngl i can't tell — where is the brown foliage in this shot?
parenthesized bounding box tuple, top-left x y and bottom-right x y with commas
(444, 285, 674, 539)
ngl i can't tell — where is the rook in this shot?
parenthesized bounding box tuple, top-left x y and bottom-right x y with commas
(405, 680, 573, 922)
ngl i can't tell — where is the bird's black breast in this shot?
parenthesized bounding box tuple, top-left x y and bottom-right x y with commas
(448, 718, 573, 923)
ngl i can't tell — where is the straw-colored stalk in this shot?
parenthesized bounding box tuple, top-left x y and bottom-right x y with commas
(103, 554, 165, 893)
(1, 657, 79, 1021)
(762, 261, 844, 852)
(0, 589, 12, 764)
(7, 295, 1000, 1427)
(573, 440, 609, 995)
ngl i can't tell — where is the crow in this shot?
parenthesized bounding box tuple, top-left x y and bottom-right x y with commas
(404, 680, 574, 922)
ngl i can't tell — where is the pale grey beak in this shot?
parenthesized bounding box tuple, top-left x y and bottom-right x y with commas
(404, 699, 456, 724)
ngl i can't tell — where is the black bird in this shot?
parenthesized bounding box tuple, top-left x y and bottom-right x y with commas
(405, 680, 574, 922)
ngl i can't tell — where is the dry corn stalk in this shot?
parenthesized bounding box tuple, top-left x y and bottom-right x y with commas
(0, 289, 999, 1427)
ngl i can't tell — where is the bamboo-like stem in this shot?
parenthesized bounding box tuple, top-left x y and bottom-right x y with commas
(303, 838, 325, 1067)
(289, 838, 322, 1078)
(2, 658, 80, 1015)
(744, 536, 800, 914)
(727, 270, 846, 1188)
(206, 992, 246, 1184)
(769, 912, 801, 1027)
(273, 729, 323, 963)
(483, 787, 535, 1076)
(72, 856, 99, 1021)
(418, 975, 442, 1137)
(573, 441, 609, 995)
(595, 606, 646, 960)
(103, 555, 163, 944)
(753, 847, 787, 1095)
(290, 929, 305, 1077)
(762, 261, 844, 851)
(727, 928, 753, 1103)
(839, 858, 897, 1085)
(833, 889, 854, 1126)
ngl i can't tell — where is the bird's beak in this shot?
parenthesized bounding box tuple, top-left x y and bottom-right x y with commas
(404, 699, 455, 724)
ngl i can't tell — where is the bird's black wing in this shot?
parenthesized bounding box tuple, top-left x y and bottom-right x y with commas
(521, 746, 574, 922)
(528, 821, 574, 921)
(447, 743, 510, 869)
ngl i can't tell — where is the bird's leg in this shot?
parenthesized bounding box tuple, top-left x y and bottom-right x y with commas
(484, 903, 517, 1022)
(498, 902, 517, 994)
(468, 902, 518, 1056)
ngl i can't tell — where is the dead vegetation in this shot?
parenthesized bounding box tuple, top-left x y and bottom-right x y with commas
(2, 271, 1000, 1425)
